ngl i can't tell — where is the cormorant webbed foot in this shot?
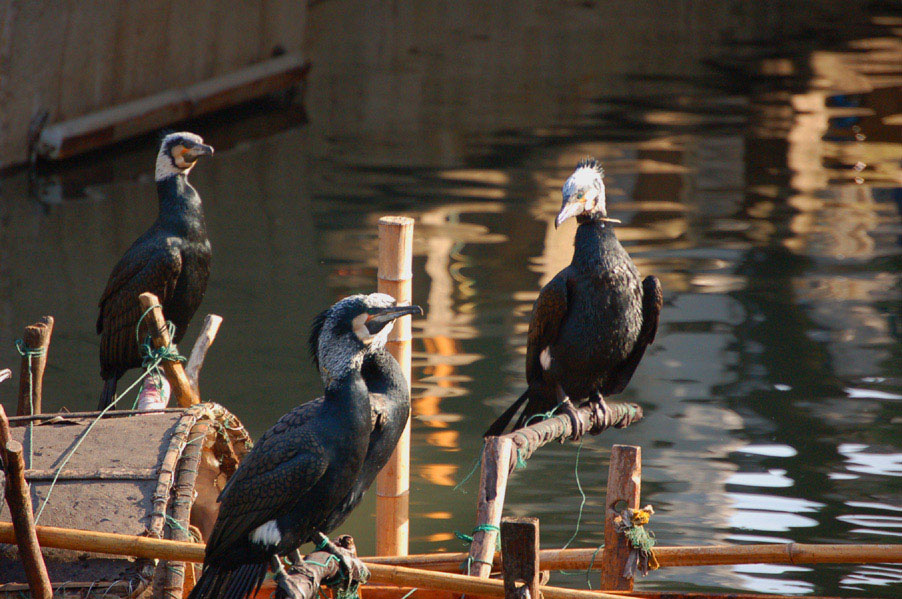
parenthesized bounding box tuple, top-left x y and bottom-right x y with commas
(313, 533, 370, 592)
(558, 397, 587, 441)
(586, 391, 611, 434)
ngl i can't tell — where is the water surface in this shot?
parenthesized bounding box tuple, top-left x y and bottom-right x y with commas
(2, 2, 900, 595)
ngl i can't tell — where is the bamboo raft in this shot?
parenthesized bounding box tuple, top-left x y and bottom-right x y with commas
(2, 217, 901, 599)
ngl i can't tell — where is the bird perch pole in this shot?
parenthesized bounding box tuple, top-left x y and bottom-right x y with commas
(376, 216, 414, 556)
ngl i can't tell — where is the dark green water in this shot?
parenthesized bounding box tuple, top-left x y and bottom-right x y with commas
(2, 2, 900, 595)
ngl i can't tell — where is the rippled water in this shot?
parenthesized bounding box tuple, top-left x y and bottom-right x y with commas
(2, 2, 901, 596)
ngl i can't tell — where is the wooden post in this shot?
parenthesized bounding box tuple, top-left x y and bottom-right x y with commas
(501, 517, 540, 599)
(376, 216, 414, 556)
(185, 314, 224, 392)
(601, 445, 641, 590)
(16, 316, 54, 417)
(137, 293, 200, 407)
(1, 405, 52, 599)
(467, 436, 513, 578)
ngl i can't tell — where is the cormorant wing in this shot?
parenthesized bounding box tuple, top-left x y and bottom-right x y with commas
(96, 238, 183, 363)
(607, 275, 663, 394)
(525, 270, 571, 384)
(204, 400, 329, 561)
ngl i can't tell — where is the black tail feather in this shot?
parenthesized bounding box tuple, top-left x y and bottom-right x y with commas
(484, 389, 530, 437)
(189, 562, 268, 599)
(97, 377, 118, 411)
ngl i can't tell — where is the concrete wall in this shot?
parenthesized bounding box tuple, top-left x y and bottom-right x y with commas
(0, 1, 306, 168)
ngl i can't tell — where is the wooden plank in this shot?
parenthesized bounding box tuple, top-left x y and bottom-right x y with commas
(601, 445, 641, 590)
(36, 53, 309, 161)
(185, 314, 224, 393)
(501, 517, 540, 599)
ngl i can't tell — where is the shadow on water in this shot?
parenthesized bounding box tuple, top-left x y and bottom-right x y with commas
(1, 1, 900, 595)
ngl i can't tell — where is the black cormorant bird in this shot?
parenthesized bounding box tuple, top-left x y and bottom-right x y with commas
(96, 132, 214, 409)
(312, 293, 419, 534)
(189, 294, 422, 599)
(485, 158, 663, 438)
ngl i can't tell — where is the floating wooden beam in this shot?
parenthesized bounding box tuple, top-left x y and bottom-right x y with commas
(467, 436, 513, 578)
(36, 53, 309, 161)
(501, 517, 540, 599)
(601, 445, 642, 590)
(185, 314, 224, 393)
(376, 216, 415, 557)
(1, 404, 52, 599)
(16, 316, 53, 418)
(138, 293, 199, 408)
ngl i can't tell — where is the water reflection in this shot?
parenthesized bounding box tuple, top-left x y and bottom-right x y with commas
(1, 2, 900, 596)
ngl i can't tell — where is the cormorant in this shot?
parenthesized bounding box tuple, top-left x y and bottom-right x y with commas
(189, 294, 422, 599)
(485, 158, 663, 438)
(311, 293, 418, 534)
(96, 132, 214, 409)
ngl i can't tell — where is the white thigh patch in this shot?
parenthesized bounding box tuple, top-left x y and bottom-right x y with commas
(249, 520, 281, 547)
(540, 347, 552, 371)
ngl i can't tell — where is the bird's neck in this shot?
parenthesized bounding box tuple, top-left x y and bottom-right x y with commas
(319, 347, 366, 387)
(156, 175, 206, 239)
(572, 218, 623, 269)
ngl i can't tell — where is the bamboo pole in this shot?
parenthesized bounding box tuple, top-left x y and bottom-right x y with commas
(601, 445, 641, 590)
(376, 215, 414, 556)
(138, 292, 200, 407)
(1, 368, 13, 384)
(185, 314, 223, 392)
(1, 404, 52, 599)
(467, 436, 514, 578)
(16, 316, 53, 417)
(2, 522, 899, 570)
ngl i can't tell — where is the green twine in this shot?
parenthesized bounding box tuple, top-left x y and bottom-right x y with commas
(315, 536, 331, 552)
(164, 514, 189, 535)
(33, 307, 184, 524)
(453, 524, 500, 547)
(560, 439, 586, 551)
(399, 589, 417, 599)
(586, 544, 604, 589)
(452, 452, 482, 493)
(624, 523, 656, 554)
(15, 340, 46, 468)
(305, 554, 339, 569)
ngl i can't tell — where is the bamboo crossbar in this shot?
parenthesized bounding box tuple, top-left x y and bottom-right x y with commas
(2, 521, 899, 570)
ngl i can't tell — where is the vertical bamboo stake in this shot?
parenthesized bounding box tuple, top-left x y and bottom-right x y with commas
(16, 316, 53, 417)
(138, 293, 200, 407)
(601, 445, 641, 590)
(501, 517, 540, 599)
(467, 436, 513, 578)
(0, 405, 52, 599)
(376, 216, 414, 556)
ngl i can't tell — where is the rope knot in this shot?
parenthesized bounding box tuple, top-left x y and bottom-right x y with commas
(614, 504, 659, 578)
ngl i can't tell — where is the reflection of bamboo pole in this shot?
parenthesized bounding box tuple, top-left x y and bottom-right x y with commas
(138, 293, 199, 407)
(376, 216, 414, 556)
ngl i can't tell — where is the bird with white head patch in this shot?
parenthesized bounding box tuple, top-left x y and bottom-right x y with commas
(189, 293, 422, 599)
(96, 131, 214, 409)
(486, 157, 662, 440)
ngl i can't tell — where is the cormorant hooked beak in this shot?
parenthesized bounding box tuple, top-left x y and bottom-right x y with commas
(555, 195, 586, 228)
(183, 143, 215, 163)
(365, 304, 424, 334)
